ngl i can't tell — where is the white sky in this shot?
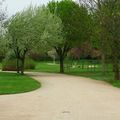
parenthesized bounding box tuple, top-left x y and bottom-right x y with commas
(5, 0, 52, 17)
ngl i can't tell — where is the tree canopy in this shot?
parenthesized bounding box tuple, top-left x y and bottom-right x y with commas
(48, 0, 91, 73)
(7, 6, 63, 74)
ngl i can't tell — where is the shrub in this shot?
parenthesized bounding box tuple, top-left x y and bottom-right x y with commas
(2, 58, 36, 71)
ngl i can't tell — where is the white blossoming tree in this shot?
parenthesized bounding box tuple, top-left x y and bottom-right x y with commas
(7, 6, 63, 74)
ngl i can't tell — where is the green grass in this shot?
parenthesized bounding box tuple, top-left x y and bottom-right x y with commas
(33, 61, 120, 88)
(0, 60, 120, 93)
(33, 62, 60, 73)
(0, 72, 41, 95)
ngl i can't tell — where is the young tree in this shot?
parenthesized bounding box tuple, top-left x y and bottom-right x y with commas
(7, 7, 34, 74)
(7, 6, 63, 74)
(48, 0, 91, 73)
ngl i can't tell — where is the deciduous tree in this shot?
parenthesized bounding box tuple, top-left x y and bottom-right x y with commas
(48, 0, 91, 73)
(82, 0, 120, 80)
(7, 6, 63, 74)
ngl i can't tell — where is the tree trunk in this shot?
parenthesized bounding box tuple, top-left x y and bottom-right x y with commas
(113, 60, 120, 80)
(21, 58, 25, 75)
(60, 55, 64, 73)
(101, 53, 107, 75)
(16, 58, 20, 73)
(54, 44, 70, 74)
(111, 45, 120, 80)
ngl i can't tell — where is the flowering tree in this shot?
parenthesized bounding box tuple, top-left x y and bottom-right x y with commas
(7, 6, 63, 74)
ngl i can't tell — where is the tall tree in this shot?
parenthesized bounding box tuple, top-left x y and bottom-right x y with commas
(100, 0, 120, 80)
(7, 7, 35, 74)
(48, 0, 91, 73)
(7, 6, 63, 74)
(83, 0, 120, 80)
(0, 0, 6, 36)
(0, 0, 7, 58)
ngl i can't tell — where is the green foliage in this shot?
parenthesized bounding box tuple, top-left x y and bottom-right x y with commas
(101, 0, 120, 54)
(33, 6, 63, 48)
(0, 72, 41, 95)
(0, 0, 7, 58)
(48, 0, 91, 45)
(48, 0, 92, 73)
(6, 5, 63, 74)
(7, 5, 63, 53)
(8, 7, 37, 53)
(85, 0, 120, 80)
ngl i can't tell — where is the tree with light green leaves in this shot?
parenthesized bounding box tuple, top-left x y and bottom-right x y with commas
(48, 0, 91, 73)
(0, 0, 7, 59)
(7, 6, 63, 74)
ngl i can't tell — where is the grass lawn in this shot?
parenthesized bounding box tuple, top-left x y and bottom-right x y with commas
(33, 61, 120, 88)
(33, 62, 60, 73)
(0, 60, 119, 92)
(0, 72, 41, 95)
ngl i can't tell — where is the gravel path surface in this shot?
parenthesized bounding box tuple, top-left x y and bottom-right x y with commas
(0, 72, 120, 120)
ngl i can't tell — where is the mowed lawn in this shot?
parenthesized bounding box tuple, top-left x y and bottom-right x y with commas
(34, 62, 60, 73)
(0, 61, 119, 95)
(34, 61, 120, 88)
(0, 72, 41, 95)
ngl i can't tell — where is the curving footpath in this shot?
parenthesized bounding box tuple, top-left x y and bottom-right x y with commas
(0, 72, 120, 120)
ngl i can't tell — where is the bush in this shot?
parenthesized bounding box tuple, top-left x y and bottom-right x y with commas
(2, 58, 36, 71)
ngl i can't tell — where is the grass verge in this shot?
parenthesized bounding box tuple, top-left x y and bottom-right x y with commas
(66, 71, 120, 88)
(0, 72, 41, 95)
(33, 62, 120, 88)
(33, 62, 60, 73)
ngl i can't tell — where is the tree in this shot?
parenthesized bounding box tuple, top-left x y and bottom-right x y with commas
(83, 0, 120, 80)
(48, 0, 91, 73)
(0, 0, 6, 21)
(7, 7, 35, 74)
(0, 0, 7, 60)
(100, 0, 120, 80)
(7, 6, 63, 74)
(0, 0, 6, 35)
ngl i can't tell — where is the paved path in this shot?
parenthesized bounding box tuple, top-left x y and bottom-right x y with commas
(0, 72, 120, 120)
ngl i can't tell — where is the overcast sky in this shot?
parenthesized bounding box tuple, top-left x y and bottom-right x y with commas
(5, 0, 52, 17)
